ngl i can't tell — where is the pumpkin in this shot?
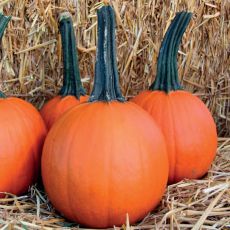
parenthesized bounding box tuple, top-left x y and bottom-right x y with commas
(42, 6, 168, 228)
(132, 12, 217, 184)
(40, 12, 88, 130)
(0, 14, 47, 197)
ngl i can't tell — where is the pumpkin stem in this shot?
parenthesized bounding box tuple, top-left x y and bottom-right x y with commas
(89, 6, 125, 102)
(59, 12, 86, 98)
(0, 13, 11, 98)
(149, 12, 192, 92)
(0, 91, 6, 98)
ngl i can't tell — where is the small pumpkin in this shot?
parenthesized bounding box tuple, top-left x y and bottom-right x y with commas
(0, 14, 47, 197)
(132, 12, 217, 184)
(40, 12, 88, 130)
(42, 6, 168, 228)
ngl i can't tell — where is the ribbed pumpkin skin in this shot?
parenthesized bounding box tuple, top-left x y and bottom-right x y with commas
(42, 101, 168, 228)
(40, 95, 88, 130)
(132, 90, 217, 184)
(0, 97, 47, 197)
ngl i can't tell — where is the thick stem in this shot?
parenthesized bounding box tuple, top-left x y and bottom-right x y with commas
(149, 12, 192, 92)
(89, 6, 125, 102)
(0, 91, 6, 98)
(0, 13, 11, 98)
(59, 12, 86, 98)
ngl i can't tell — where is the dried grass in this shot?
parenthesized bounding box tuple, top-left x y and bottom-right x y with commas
(0, 0, 229, 135)
(0, 138, 229, 229)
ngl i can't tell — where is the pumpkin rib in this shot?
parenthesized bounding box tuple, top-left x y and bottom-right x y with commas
(0, 109, 18, 193)
(66, 127, 78, 221)
(8, 100, 37, 174)
(66, 106, 95, 222)
(4, 124, 25, 194)
(166, 95, 177, 182)
(106, 107, 116, 225)
(170, 92, 187, 182)
(8, 99, 46, 178)
(42, 103, 90, 220)
(138, 93, 175, 182)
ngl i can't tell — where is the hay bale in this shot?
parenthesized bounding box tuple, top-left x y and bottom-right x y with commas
(0, 0, 229, 136)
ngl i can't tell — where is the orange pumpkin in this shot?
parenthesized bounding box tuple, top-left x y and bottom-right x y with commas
(132, 12, 217, 184)
(0, 98, 47, 197)
(40, 12, 88, 130)
(0, 13, 47, 197)
(42, 6, 168, 228)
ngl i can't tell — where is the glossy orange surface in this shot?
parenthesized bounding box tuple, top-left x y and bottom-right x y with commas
(132, 90, 217, 184)
(0, 97, 47, 197)
(40, 95, 88, 130)
(42, 101, 168, 228)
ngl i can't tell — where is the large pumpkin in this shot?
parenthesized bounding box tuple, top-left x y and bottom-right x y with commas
(0, 14, 47, 197)
(132, 12, 217, 184)
(40, 12, 88, 130)
(42, 6, 168, 228)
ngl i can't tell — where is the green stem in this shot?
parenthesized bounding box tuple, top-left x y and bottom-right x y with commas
(89, 6, 125, 102)
(0, 13, 11, 98)
(59, 12, 86, 98)
(0, 91, 6, 98)
(149, 12, 192, 92)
